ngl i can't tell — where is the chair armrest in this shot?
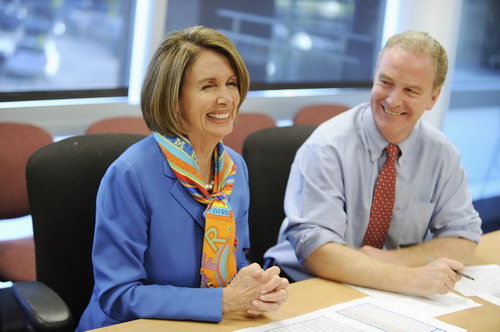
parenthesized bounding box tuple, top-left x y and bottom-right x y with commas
(11, 281, 73, 331)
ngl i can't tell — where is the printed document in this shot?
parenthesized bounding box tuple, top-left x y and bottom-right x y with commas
(350, 285, 480, 316)
(454, 264, 500, 305)
(236, 297, 465, 332)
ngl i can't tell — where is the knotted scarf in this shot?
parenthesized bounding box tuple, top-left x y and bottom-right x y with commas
(153, 132, 238, 288)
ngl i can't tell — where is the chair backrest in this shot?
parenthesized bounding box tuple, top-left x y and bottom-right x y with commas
(293, 103, 350, 125)
(85, 116, 151, 135)
(0, 122, 53, 219)
(0, 123, 52, 282)
(223, 112, 276, 154)
(26, 133, 146, 327)
(473, 196, 500, 233)
(0, 236, 36, 282)
(243, 125, 316, 265)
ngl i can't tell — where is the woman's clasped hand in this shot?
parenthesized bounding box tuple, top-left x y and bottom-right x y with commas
(223, 264, 289, 315)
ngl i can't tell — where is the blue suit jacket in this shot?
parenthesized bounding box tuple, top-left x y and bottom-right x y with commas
(76, 135, 250, 331)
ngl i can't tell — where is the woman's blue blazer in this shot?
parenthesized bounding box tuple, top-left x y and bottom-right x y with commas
(76, 135, 250, 331)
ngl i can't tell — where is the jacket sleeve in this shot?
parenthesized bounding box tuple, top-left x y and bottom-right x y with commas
(92, 158, 223, 324)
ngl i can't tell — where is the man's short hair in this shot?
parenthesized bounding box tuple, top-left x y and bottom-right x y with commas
(378, 31, 448, 92)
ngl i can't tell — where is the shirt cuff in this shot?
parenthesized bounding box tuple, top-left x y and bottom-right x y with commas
(293, 228, 346, 263)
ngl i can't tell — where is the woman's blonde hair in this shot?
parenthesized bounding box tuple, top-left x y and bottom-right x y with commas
(141, 25, 250, 137)
(378, 31, 448, 92)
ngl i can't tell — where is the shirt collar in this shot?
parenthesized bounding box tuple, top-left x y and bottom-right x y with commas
(363, 104, 420, 165)
(363, 105, 389, 163)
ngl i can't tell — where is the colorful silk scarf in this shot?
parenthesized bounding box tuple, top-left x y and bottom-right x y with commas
(153, 132, 238, 288)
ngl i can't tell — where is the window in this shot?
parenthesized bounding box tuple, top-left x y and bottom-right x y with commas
(452, 0, 500, 91)
(0, 0, 384, 102)
(444, 0, 500, 200)
(165, 0, 386, 90)
(0, 0, 135, 101)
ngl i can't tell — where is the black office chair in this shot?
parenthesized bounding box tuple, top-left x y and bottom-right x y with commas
(473, 196, 500, 233)
(10, 133, 146, 331)
(242, 125, 316, 266)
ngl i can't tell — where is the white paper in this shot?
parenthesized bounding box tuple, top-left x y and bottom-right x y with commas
(454, 264, 500, 297)
(350, 285, 481, 317)
(236, 297, 466, 332)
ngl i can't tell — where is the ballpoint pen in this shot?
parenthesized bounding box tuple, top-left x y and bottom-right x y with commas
(427, 258, 475, 281)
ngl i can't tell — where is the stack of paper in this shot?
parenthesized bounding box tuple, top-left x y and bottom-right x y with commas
(454, 264, 500, 305)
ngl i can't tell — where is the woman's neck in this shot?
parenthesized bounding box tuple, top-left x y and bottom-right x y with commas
(197, 152, 214, 184)
(189, 138, 217, 184)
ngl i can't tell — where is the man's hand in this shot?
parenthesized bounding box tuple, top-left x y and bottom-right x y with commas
(406, 257, 464, 296)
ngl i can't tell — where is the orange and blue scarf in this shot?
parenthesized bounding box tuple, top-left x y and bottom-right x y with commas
(153, 132, 237, 288)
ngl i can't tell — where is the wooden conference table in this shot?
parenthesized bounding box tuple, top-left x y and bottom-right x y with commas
(92, 230, 500, 331)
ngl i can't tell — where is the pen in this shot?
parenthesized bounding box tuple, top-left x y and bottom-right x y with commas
(427, 258, 475, 281)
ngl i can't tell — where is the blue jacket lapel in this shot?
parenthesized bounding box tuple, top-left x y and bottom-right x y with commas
(160, 154, 206, 229)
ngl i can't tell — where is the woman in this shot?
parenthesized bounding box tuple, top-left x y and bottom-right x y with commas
(76, 26, 288, 331)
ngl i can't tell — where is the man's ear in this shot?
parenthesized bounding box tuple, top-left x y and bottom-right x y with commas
(427, 87, 442, 110)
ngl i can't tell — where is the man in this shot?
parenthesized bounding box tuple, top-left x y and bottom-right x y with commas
(265, 31, 482, 296)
